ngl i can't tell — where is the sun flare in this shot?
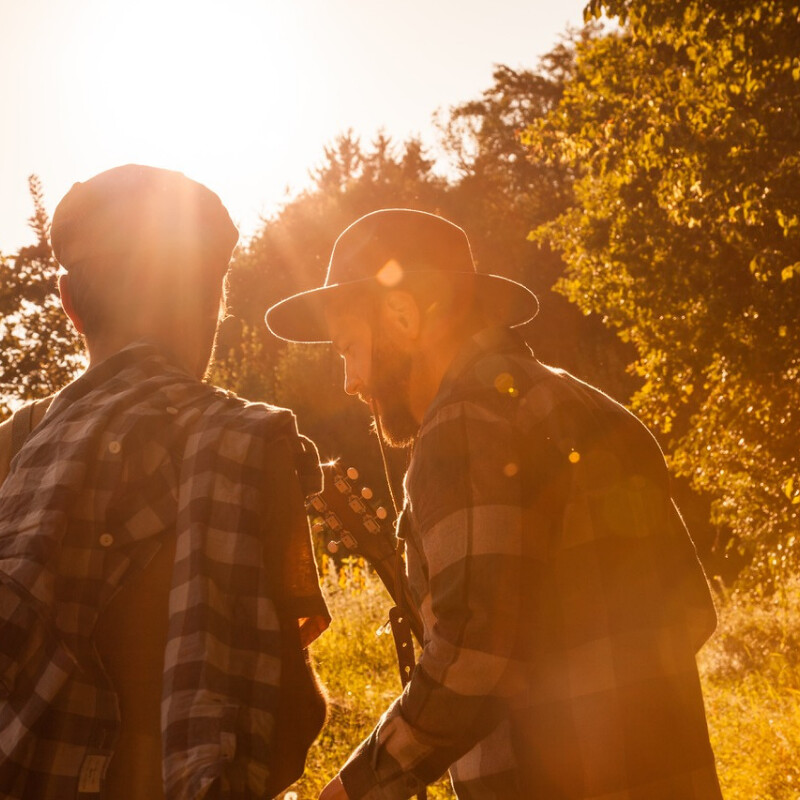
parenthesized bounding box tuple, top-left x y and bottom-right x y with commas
(52, 0, 318, 223)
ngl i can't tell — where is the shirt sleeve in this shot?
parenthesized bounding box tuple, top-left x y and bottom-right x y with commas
(339, 400, 529, 799)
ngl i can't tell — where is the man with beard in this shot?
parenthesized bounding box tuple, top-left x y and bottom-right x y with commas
(0, 165, 329, 800)
(266, 208, 723, 800)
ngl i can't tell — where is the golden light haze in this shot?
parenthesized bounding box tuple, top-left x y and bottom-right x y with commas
(0, 0, 587, 251)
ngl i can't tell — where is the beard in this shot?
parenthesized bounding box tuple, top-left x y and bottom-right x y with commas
(368, 328, 419, 448)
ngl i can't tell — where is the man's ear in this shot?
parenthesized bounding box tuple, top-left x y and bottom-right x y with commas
(58, 273, 86, 335)
(380, 290, 421, 342)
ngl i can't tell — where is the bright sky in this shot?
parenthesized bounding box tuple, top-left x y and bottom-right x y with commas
(0, 0, 588, 254)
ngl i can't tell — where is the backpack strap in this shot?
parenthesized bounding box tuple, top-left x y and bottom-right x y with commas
(10, 397, 54, 459)
(10, 403, 35, 460)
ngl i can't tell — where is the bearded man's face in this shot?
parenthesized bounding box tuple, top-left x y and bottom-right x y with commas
(368, 323, 419, 447)
(327, 308, 419, 447)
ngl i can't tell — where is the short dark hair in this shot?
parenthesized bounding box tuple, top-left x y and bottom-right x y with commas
(51, 165, 237, 340)
(404, 271, 486, 327)
(64, 259, 226, 341)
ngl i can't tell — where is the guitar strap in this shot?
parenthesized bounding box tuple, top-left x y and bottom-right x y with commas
(375, 411, 428, 800)
(10, 401, 36, 458)
(389, 542, 416, 686)
(10, 396, 54, 458)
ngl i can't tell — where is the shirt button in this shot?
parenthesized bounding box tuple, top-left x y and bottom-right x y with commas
(108, 441, 121, 454)
(166, 406, 178, 415)
(99, 533, 114, 547)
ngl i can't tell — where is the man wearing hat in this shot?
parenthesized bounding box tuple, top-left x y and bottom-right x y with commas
(267, 209, 722, 800)
(0, 165, 329, 800)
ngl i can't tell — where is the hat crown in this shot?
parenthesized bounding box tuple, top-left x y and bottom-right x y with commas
(326, 208, 475, 287)
(265, 207, 539, 343)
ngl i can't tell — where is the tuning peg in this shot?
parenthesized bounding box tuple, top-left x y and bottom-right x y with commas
(360, 487, 374, 500)
(308, 495, 327, 512)
(376, 507, 388, 520)
(311, 522, 326, 536)
(346, 466, 359, 480)
(362, 516, 380, 534)
(326, 532, 357, 553)
(324, 512, 342, 531)
(348, 495, 367, 514)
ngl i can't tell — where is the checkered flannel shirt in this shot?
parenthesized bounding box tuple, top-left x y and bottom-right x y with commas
(0, 342, 328, 800)
(340, 327, 723, 800)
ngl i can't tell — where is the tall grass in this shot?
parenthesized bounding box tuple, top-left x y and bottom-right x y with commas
(285, 559, 800, 799)
(285, 558, 455, 799)
(699, 574, 800, 799)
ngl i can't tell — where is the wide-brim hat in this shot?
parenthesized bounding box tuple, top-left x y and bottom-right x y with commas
(51, 164, 239, 277)
(265, 208, 538, 343)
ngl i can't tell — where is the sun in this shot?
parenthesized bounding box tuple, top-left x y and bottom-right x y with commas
(51, 0, 318, 228)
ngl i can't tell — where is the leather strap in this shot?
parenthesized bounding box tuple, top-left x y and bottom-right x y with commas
(10, 396, 55, 460)
(10, 401, 36, 459)
(389, 544, 428, 800)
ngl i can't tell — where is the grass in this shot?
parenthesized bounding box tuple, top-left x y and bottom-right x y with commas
(698, 574, 800, 799)
(283, 558, 800, 800)
(284, 557, 456, 799)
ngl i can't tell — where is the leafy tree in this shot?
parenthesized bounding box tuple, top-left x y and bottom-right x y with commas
(209, 317, 275, 401)
(529, 0, 800, 576)
(0, 177, 84, 418)
(439, 40, 636, 400)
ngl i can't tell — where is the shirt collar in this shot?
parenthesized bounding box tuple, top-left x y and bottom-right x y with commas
(422, 326, 533, 424)
(48, 340, 192, 421)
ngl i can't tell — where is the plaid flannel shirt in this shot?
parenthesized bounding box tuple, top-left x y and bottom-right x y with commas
(0, 342, 328, 800)
(340, 327, 722, 800)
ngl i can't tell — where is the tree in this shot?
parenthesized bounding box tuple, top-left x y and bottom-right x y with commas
(529, 0, 800, 576)
(217, 133, 451, 498)
(227, 131, 450, 329)
(439, 39, 636, 400)
(0, 176, 84, 418)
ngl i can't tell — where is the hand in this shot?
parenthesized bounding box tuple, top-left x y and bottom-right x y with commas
(319, 774, 349, 800)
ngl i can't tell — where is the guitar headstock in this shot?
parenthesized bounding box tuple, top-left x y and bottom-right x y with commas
(309, 460, 425, 646)
(307, 461, 396, 565)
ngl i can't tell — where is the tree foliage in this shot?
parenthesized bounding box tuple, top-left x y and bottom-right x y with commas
(0, 177, 84, 418)
(220, 133, 451, 492)
(221, 66, 641, 495)
(6, 11, 796, 580)
(227, 131, 450, 330)
(528, 0, 800, 573)
(440, 44, 636, 399)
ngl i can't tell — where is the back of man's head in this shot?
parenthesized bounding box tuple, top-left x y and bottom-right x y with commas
(51, 164, 239, 343)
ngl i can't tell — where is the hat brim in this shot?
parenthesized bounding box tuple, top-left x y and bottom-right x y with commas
(265, 272, 539, 343)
